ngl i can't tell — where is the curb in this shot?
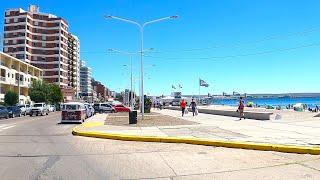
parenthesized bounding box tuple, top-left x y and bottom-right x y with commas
(72, 125, 320, 155)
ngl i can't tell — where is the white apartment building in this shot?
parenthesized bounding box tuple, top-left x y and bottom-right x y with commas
(0, 52, 42, 104)
(79, 60, 92, 102)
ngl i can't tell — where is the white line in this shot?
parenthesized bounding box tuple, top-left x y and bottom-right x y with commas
(2, 125, 15, 130)
(0, 124, 9, 128)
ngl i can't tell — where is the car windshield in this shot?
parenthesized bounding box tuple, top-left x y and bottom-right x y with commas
(18, 105, 24, 108)
(33, 104, 43, 107)
(0, 106, 5, 110)
(63, 104, 78, 110)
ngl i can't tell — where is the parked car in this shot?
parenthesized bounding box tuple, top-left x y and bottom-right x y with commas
(0, 106, 9, 119)
(18, 104, 31, 116)
(93, 103, 116, 113)
(84, 103, 94, 118)
(113, 104, 130, 112)
(61, 102, 86, 123)
(7, 106, 22, 118)
(89, 105, 95, 115)
(48, 105, 56, 112)
(30, 103, 49, 116)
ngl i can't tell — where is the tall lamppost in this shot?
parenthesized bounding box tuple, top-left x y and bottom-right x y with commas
(108, 49, 134, 109)
(108, 48, 154, 110)
(104, 15, 178, 119)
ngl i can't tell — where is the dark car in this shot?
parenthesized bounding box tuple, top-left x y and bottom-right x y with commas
(0, 106, 9, 119)
(7, 106, 22, 118)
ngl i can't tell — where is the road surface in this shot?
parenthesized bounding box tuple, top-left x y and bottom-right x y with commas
(0, 112, 320, 179)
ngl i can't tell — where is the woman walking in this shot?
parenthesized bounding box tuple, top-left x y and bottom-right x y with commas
(238, 97, 245, 120)
(180, 99, 186, 117)
(190, 99, 197, 116)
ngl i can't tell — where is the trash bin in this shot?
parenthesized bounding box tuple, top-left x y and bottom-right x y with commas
(129, 110, 137, 124)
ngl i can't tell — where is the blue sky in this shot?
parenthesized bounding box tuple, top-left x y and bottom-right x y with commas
(1, 0, 320, 95)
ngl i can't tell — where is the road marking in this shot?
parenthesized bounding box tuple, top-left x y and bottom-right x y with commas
(2, 125, 15, 130)
(0, 124, 16, 131)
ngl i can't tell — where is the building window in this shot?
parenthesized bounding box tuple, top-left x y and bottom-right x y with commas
(7, 73, 10, 77)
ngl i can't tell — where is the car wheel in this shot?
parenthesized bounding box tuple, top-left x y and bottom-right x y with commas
(19, 113, 22, 117)
(6, 114, 9, 119)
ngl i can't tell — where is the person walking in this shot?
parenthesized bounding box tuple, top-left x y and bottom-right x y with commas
(180, 99, 187, 117)
(238, 97, 245, 120)
(190, 99, 197, 116)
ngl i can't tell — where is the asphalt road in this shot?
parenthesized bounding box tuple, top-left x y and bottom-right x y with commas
(0, 112, 320, 180)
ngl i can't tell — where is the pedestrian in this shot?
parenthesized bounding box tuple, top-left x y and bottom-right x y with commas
(238, 97, 245, 120)
(190, 99, 197, 116)
(316, 105, 319, 112)
(180, 99, 186, 117)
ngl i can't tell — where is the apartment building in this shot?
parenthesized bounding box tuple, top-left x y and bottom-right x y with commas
(0, 52, 42, 104)
(3, 5, 69, 87)
(79, 60, 92, 102)
(67, 33, 80, 98)
(92, 79, 108, 102)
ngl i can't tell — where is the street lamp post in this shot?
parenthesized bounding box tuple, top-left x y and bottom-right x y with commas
(108, 48, 154, 110)
(108, 49, 135, 110)
(105, 15, 178, 119)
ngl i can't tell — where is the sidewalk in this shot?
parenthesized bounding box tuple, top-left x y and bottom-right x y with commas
(73, 109, 320, 154)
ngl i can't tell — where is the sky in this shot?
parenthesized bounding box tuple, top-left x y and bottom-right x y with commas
(1, 0, 320, 96)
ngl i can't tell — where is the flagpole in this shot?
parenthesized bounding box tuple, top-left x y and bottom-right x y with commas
(199, 78, 200, 103)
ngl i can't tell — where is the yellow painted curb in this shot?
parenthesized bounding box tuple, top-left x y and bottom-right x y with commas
(72, 125, 320, 155)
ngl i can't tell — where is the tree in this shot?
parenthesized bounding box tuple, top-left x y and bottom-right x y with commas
(29, 80, 62, 104)
(29, 80, 49, 103)
(4, 90, 19, 106)
(48, 84, 63, 104)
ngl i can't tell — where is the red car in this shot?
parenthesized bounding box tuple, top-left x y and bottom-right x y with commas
(113, 104, 130, 112)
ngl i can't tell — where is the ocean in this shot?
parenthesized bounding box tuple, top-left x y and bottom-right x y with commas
(212, 97, 320, 108)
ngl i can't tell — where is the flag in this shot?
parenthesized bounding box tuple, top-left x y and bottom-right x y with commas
(199, 79, 209, 87)
(179, 84, 182, 88)
(172, 85, 176, 89)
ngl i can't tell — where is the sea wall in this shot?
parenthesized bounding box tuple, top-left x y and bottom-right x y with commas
(165, 106, 273, 120)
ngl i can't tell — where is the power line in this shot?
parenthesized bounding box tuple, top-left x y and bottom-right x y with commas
(153, 27, 320, 53)
(81, 27, 320, 55)
(144, 42, 320, 61)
